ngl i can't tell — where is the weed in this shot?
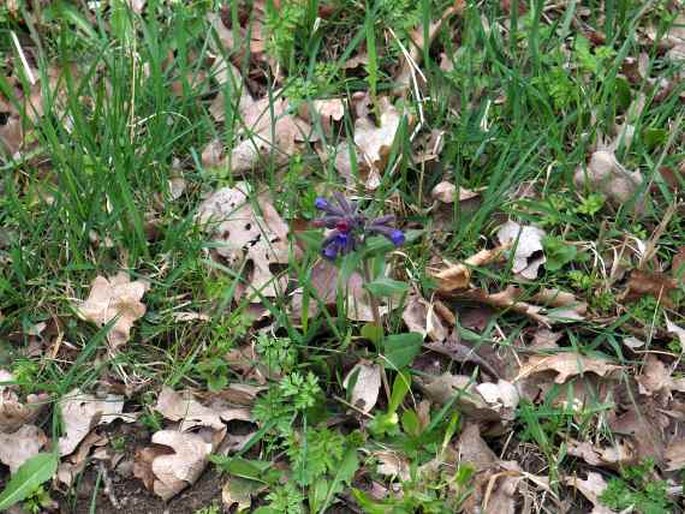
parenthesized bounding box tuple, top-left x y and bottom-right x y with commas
(600, 459, 674, 514)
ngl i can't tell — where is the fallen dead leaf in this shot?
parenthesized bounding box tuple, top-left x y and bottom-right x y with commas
(58, 389, 134, 456)
(343, 361, 381, 414)
(154, 387, 225, 431)
(0, 371, 48, 433)
(374, 450, 410, 481)
(566, 438, 635, 468)
(73, 272, 149, 351)
(147, 429, 214, 500)
(402, 294, 449, 342)
(432, 246, 507, 293)
(431, 180, 480, 204)
(665, 438, 685, 471)
(516, 353, 621, 384)
(622, 270, 677, 307)
(290, 259, 383, 322)
(57, 431, 108, 486)
(665, 316, 685, 349)
(496, 220, 546, 280)
(197, 184, 292, 302)
(353, 96, 404, 190)
(0, 424, 48, 473)
(564, 472, 613, 514)
(299, 98, 345, 135)
(574, 148, 644, 208)
(636, 354, 685, 396)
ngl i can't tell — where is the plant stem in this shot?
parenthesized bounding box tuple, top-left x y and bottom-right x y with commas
(362, 259, 382, 329)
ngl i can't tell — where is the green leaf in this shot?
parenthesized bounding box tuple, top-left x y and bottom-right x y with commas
(0, 453, 58, 510)
(383, 332, 423, 369)
(388, 371, 411, 413)
(364, 278, 409, 297)
(401, 409, 421, 437)
(543, 236, 578, 272)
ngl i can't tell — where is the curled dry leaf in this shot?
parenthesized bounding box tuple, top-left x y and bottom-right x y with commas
(402, 294, 449, 342)
(197, 184, 291, 301)
(374, 450, 410, 481)
(432, 246, 507, 293)
(57, 431, 108, 486)
(299, 98, 345, 134)
(665, 438, 685, 472)
(564, 472, 613, 514)
(0, 424, 48, 473)
(353, 96, 404, 190)
(636, 354, 685, 396)
(431, 180, 480, 204)
(516, 353, 621, 384)
(343, 361, 381, 414)
(666, 316, 685, 348)
(566, 439, 635, 468)
(496, 220, 546, 280)
(58, 389, 134, 456)
(622, 270, 677, 307)
(574, 148, 644, 208)
(73, 272, 149, 351)
(290, 259, 382, 322)
(202, 97, 312, 174)
(155, 387, 225, 431)
(0, 371, 48, 433)
(148, 429, 213, 501)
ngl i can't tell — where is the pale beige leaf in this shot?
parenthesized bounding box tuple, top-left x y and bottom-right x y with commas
(455, 423, 498, 472)
(58, 389, 134, 456)
(343, 361, 381, 414)
(0, 425, 47, 473)
(154, 387, 225, 431)
(374, 450, 410, 481)
(402, 294, 448, 342)
(73, 272, 149, 350)
(566, 439, 634, 468)
(665, 438, 685, 472)
(496, 220, 546, 280)
(0, 375, 48, 433)
(150, 430, 213, 501)
(574, 148, 644, 206)
(516, 353, 620, 384)
(431, 181, 480, 203)
(564, 472, 613, 514)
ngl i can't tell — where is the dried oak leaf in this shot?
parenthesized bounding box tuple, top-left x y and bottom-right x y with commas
(636, 354, 685, 396)
(564, 472, 613, 514)
(343, 360, 381, 414)
(574, 148, 644, 208)
(147, 429, 214, 501)
(430, 180, 480, 204)
(566, 438, 635, 468)
(0, 371, 48, 433)
(154, 387, 225, 431)
(197, 184, 291, 301)
(0, 424, 48, 473)
(353, 96, 404, 190)
(432, 247, 506, 293)
(290, 259, 381, 322)
(516, 353, 621, 384)
(496, 220, 546, 280)
(73, 272, 149, 350)
(201, 97, 312, 174)
(622, 270, 677, 307)
(58, 389, 134, 456)
(402, 294, 449, 342)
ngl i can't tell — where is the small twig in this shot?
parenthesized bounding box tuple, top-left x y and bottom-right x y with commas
(98, 461, 121, 509)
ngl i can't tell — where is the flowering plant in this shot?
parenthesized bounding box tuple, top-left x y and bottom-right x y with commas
(312, 193, 405, 260)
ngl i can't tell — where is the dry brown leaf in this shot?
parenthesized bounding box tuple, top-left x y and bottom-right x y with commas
(402, 294, 448, 342)
(202, 97, 312, 173)
(496, 220, 546, 280)
(461, 286, 551, 326)
(353, 96, 403, 190)
(566, 439, 635, 468)
(665, 316, 685, 349)
(516, 353, 621, 384)
(197, 185, 291, 301)
(574, 148, 644, 207)
(531, 288, 588, 321)
(609, 408, 666, 463)
(73, 272, 149, 350)
(431, 180, 480, 204)
(0, 424, 47, 473)
(0, 372, 48, 433)
(432, 246, 506, 293)
(290, 259, 382, 322)
(58, 389, 134, 456)
(148, 429, 213, 500)
(374, 450, 410, 481)
(622, 270, 677, 307)
(665, 438, 685, 471)
(564, 472, 613, 514)
(343, 361, 381, 414)
(207, 53, 254, 122)
(636, 354, 680, 396)
(424, 338, 501, 379)
(299, 98, 345, 134)
(154, 387, 225, 431)
(57, 431, 108, 486)
(455, 423, 498, 471)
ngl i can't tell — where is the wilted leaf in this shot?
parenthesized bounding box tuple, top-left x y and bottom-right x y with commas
(72, 272, 149, 350)
(574, 148, 644, 208)
(566, 439, 634, 468)
(343, 361, 381, 414)
(516, 353, 621, 384)
(431, 180, 480, 204)
(58, 389, 133, 456)
(0, 425, 48, 473)
(154, 387, 225, 431)
(0, 372, 48, 433)
(432, 247, 506, 293)
(622, 270, 677, 307)
(496, 220, 546, 280)
(564, 472, 613, 514)
(402, 294, 448, 342)
(374, 450, 410, 481)
(197, 185, 291, 301)
(148, 430, 213, 501)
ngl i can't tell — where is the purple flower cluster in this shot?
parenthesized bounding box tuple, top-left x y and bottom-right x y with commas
(313, 193, 405, 259)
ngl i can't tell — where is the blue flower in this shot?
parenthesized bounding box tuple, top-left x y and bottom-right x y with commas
(314, 193, 405, 259)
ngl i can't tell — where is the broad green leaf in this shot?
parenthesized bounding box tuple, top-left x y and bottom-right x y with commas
(383, 332, 423, 369)
(364, 278, 409, 297)
(0, 453, 58, 510)
(388, 370, 411, 413)
(361, 323, 384, 344)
